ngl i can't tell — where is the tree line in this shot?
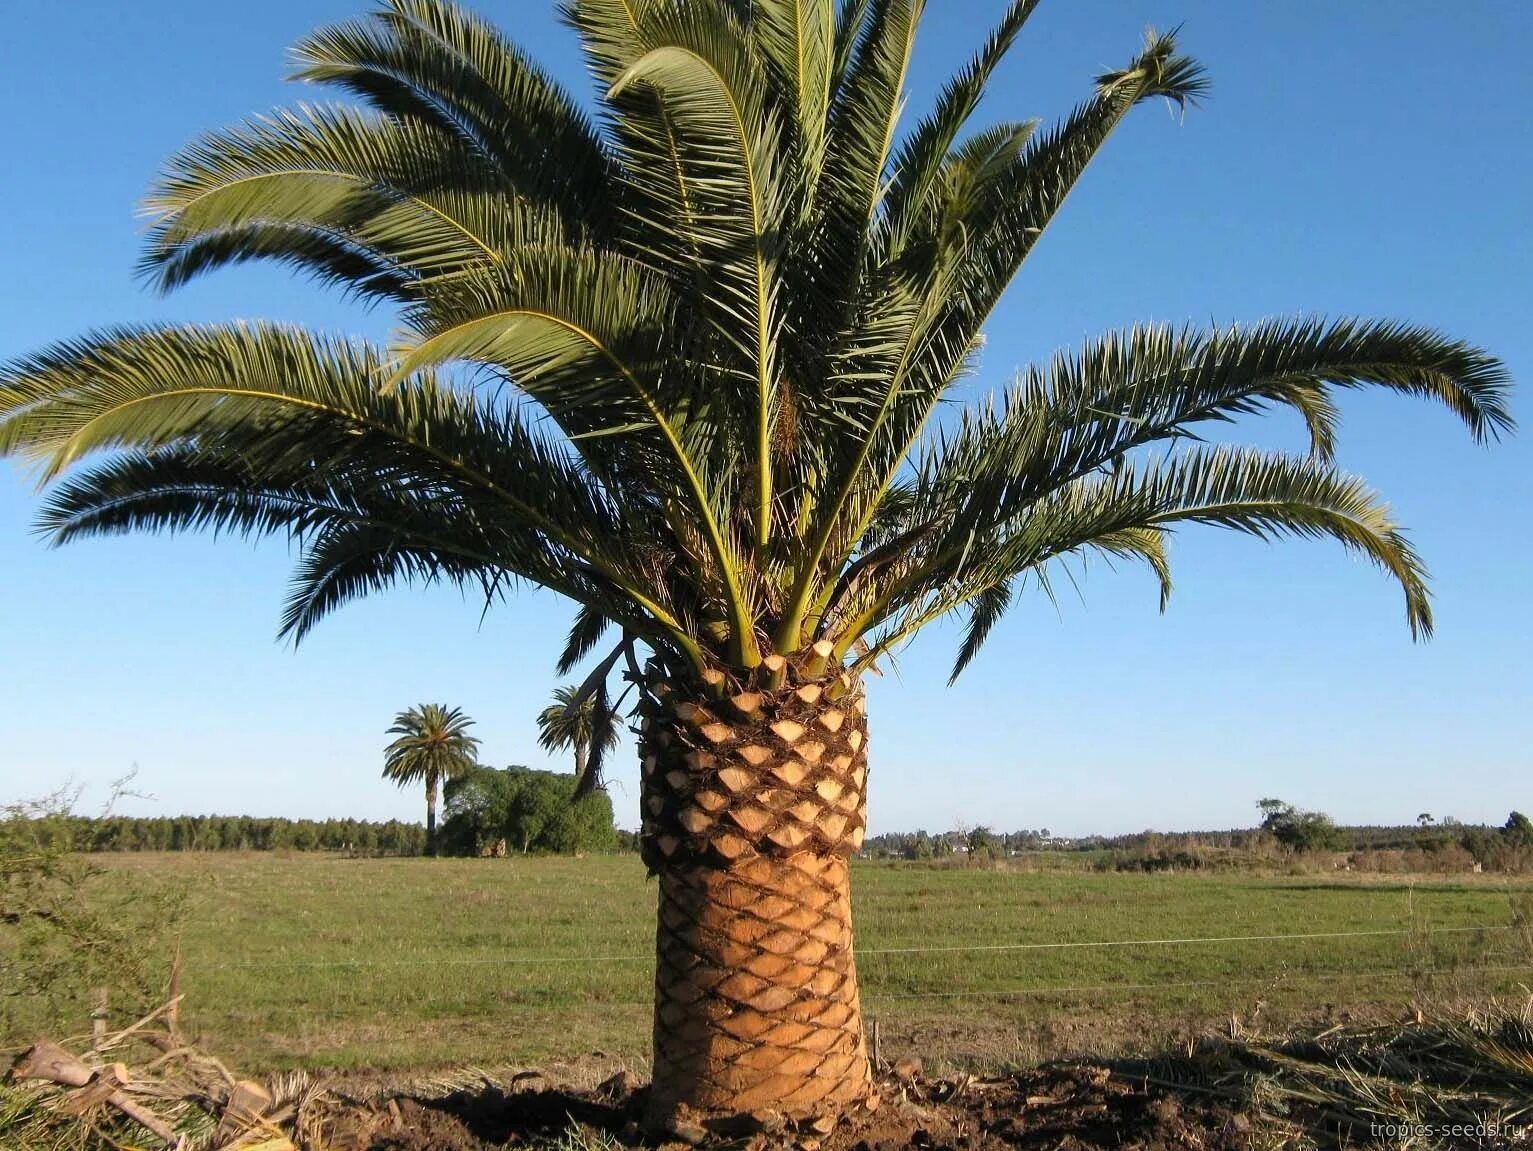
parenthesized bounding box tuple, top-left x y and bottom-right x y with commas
(22, 814, 428, 855)
(861, 805, 1533, 873)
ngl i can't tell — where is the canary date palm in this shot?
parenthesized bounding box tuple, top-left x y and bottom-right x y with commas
(0, 0, 1512, 1127)
(383, 703, 481, 854)
(538, 683, 622, 790)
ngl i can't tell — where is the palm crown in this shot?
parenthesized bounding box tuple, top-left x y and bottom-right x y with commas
(0, 0, 1511, 695)
(383, 704, 481, 788)
(538, 684, 622, 790)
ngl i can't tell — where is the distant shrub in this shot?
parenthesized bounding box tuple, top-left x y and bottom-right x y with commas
(1257, 799, 1346, 853)
(440, 766, 617, 856)
(1504, 811, 1533, 848)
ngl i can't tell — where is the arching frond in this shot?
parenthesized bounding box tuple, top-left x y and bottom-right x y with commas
(947, 576, 1013, 685)
(141, 105, 538, 290)
(293, 0, 614, 230)
(774, 30, 1208, 650)
(0, 323, 705, 660)
(393, 248, 760, 662)
(853, 445, 1437, 673)
(814, 0, 919, 297)
(606, 4, 791, 548)
(150, 221, 417, 304)
(558, 603, 614, 676)
(909, 317, 1513, 555)
(750, 0, 837, 197)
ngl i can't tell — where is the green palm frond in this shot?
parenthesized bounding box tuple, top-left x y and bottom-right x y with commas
(881, 0, 1041, 255)
(558, 604, 614, 676)
(893, 318, 1512, 576)
(1, 323, 701, 655)
(813, 0, 919, 304)
(749, 0, 837, 200)
(855, 445, 1435, 674)
(948, 577, 1015, 685)
(293, 0, 614, 227)
(772, 29, 1210, 649)
(139, 104, 534, 293)
(603, 2, 792, 549)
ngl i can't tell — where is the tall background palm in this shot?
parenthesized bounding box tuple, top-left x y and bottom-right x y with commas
(0, 0, 1511, 1127)
(537, 685, 621, 790)
(383, 704, 480, 855)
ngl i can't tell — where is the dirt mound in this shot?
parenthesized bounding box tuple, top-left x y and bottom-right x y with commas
(339, 1064, 1254, 1151)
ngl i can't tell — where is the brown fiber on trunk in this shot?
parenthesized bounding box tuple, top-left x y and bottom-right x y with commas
(636, 665, 873, 1129)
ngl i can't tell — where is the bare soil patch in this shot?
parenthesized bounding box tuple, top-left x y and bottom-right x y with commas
(330, 1064, 1259, 1151)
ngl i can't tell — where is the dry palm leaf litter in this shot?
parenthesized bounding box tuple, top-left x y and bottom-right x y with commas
(5, 996, 1533, 1150)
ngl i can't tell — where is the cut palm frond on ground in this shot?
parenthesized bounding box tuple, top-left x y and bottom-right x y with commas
(1135, 999, 1533, 1146)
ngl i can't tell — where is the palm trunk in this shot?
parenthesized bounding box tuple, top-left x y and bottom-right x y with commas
(425, 774, 438, 857)
(637, 666, 872, 1129)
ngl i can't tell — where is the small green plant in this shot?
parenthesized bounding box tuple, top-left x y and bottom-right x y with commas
(544, 1121, 625, 1151)
(0, 779, 186, 1039)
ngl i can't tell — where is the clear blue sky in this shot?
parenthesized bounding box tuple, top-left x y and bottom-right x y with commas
(2, 1, 1529, 837)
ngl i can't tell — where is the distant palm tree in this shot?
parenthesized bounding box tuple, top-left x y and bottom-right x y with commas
(537, 684, 621, 791)
(383, 704, 480, 855)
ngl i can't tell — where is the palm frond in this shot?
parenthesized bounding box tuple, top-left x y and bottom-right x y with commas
(558, 604, 613, 675)
(392, 248, 760, 662)
(947, 577, 1013, 685)
(907, 317, 1513, 563)
(141, 104, 535, 290)
(750, 0, 836, 197)
(0, 322, 707, 659)
(149, 221, 417, 305)
(882, 0, 1042, 255)
(776, 30, 1207, 648)
(855, 445, 1436, 669)
(292, 0, 614, 230)
(606, 3, 790, 548)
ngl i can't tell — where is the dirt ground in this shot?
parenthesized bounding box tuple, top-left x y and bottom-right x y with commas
(321, 1064, 1273, 1151)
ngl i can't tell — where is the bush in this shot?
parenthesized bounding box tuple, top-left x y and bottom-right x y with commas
(440, 766, 618, 856)
(0, 785, 185, 1039)
(1257, 799, 1346, 853)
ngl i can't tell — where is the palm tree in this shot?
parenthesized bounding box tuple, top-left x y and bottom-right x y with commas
(0, 0, 1512, 1127)
(383, 703, 480, 855)
(537, 684, 621, 791)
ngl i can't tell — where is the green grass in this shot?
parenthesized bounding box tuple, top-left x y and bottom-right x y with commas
(29, 854, 1533, 1074)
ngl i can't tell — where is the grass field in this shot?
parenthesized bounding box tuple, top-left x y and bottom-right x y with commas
(55, 854, 1533, 1074)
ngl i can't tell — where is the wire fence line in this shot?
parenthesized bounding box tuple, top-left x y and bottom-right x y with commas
(202, 923, 1517, 971)
(194, 963, 1533, 1018)
(863, 962, 1533, 1003)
